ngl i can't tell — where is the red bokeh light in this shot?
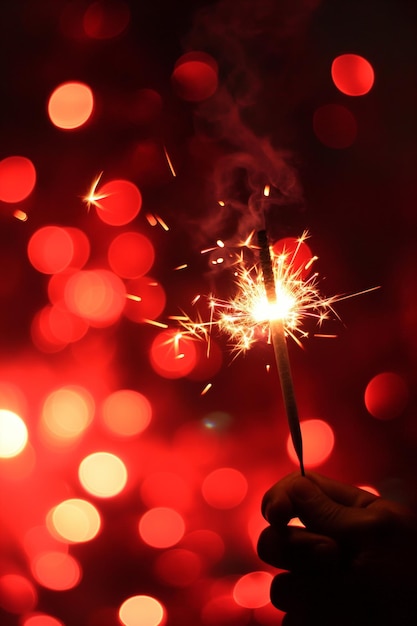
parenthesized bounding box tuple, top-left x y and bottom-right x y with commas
(47, 304, 89, 344)
(313, 104, 357, 148)
(94, 179, 142, 225)
(102, 389, 152, 437)
(138, 507, 186, 548)
(64, 269, 126, 327)
(364, 372, 409, 420)
(272, 236, 314, 279)
(64, 227, 91, 269)
(154, 548, 202, 587)
(83, 0, 130, 39)
(172, 52, 218, 102)
(27, 226, 75, 274)
(47, 272, 72, 304)
(233, 571, 273, 609)
(31, 305, 89, 353)
(0, 156, 36, 203)
(48, 82, 94, 130)
(181, 529, 225, 565)
(287, 419, 335, 467)
(124, 276, 166, 322)
(108, 231, 155, 278)
(0, 574, 37, 614)
(201, 467, 248, 509)
(31, 552, 82, 590)
(149, 330, 198, 379)
(331, 54, 375, 96)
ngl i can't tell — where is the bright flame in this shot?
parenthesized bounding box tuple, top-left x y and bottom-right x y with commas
(179, 231, 342, 354)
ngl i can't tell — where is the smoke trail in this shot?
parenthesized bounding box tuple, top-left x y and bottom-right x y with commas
(182, 0, 322, 241)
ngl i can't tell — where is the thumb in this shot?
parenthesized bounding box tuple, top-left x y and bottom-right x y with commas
(290, 477, 372, 538)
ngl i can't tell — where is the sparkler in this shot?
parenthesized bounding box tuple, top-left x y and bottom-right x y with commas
(257, 229, 304, 475)
(175, 228, 378, 472)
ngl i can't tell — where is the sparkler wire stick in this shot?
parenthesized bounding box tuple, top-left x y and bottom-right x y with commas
(257, 230, 305, 476)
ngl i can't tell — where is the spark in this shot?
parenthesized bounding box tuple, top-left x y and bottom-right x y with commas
(145, 212, 170, 231)
(305, 255, 318, 271)
(177, 231, 372, 356)
(126, 294, 142, 302)
(144, 319, 169, 329)
(263, 184, 270, 197)
(146, 213, 158, 226)
(83, 172, 109, 211)
(240, 230, 256, 249)
(201, 239, 227, 255)
(174, 264, 188, 271)
(163, 145, 176, 177)
(201, 383, 212, 396)
(155, 214, 169, 231)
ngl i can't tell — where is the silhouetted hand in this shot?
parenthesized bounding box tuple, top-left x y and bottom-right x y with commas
(257, 472, 417, 626)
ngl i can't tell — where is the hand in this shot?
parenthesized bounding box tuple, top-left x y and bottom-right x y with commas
(257, 472, 417, 626)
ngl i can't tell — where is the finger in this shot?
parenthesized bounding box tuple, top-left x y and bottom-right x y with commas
(306, 472, 379, 508)
(257, 525, 339, 571)
(261, 472, 301, 523)
(262, 472, 379, 526)
(285, 476, 379, 538)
